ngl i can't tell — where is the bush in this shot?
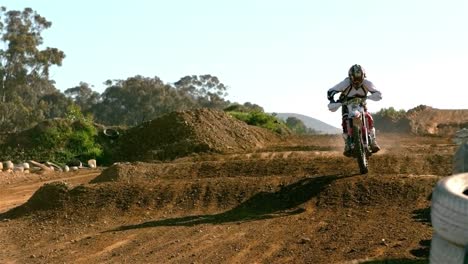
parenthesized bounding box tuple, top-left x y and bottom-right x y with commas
(285, 117, 318, 135)
(0, 105, 103, 164)
(374, 107, 406, 121)
(34, 119, 73, 149)
(226, 110, 289, 134)
(224, 102, 264, 113)
(66, 123, 103, 160)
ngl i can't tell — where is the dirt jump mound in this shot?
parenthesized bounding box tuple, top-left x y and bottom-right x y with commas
(405, 106, 468, 136)
(3, 173, 438, 224)
(115, 108, 279, 161)
(317, 175, 437, 208)
(2, 181, 71, 218)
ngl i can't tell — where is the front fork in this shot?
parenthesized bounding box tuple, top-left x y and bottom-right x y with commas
(346, 115, 369, 147)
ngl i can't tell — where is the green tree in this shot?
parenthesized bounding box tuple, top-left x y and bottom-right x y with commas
(37, 91, 73, 119)
(64, 82, 101, 113)
(92, 74, 232, 126)
(174, 74, 229, 109)
(0, 6, 65, 131)
(93, 76, 178, 126)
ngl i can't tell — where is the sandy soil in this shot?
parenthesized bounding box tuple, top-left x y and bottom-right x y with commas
(0, 132, 457, 264)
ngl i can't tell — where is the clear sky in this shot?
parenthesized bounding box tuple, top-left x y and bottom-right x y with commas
(3, 0, 468, 128)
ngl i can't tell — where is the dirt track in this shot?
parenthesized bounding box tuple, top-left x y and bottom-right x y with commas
(0, 133, 456, 263)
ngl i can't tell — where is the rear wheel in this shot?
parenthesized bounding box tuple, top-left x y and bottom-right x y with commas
(353, 125, 368, 174)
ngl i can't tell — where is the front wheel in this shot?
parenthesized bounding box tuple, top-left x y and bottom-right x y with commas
(353, 125, 368, 174)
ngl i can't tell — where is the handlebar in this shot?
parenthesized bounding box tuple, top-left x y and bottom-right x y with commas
(341, 97, 367, 105)
(328, 96, 371, 112)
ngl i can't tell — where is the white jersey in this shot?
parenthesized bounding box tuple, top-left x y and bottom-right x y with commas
(328, 77, 382, 101)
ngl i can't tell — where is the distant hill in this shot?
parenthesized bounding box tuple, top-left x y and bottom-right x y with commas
(275, 113, 341, 134)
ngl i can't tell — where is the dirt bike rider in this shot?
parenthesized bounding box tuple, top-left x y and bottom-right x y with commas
(327, 64, 382, 156)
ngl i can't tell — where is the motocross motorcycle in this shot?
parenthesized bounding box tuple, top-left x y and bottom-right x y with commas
(329, 97, 372, 174)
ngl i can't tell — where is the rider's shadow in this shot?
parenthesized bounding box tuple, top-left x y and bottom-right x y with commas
(109, 173, 357, 232)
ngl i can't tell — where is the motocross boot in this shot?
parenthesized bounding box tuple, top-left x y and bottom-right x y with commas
(369, 128, 381, 153)
(343, 133, 352, 157)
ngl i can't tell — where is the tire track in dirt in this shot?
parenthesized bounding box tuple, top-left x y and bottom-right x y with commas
(74, 234, 137, 262)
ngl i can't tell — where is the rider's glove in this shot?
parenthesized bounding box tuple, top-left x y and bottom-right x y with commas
(327, 90, 337, 103)
(367, 92, 382, 101)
